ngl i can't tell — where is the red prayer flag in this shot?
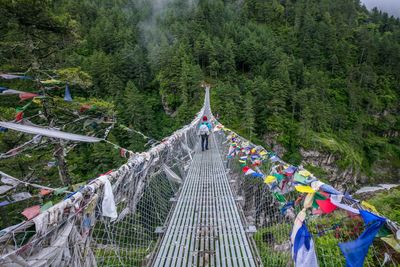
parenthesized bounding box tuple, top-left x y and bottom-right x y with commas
(99, 169, 113, 176)
(39, 188, 52, 196)
(19, 93, 39, 101)
(15, 111, 24, 122)
(316, 198, 337, 214)
(79, 104, 91, 113)
(21, 205, 40, 220)
(242, 166, 250, 173)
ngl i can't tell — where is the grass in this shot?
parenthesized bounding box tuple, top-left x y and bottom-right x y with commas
(365, 187, 400, 224)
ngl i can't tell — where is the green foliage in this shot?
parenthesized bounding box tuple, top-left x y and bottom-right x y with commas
(253, 223, 292, 266)
(367, 188, 400, 223)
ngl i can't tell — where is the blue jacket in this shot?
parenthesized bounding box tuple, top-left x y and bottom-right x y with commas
(199, 121, 212, 130)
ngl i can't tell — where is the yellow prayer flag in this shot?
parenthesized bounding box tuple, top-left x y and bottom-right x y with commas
(264, 175, 276, 184)
(259, 151, 267, 156)
(299, 170, 311, 177)
(295, 185, 316, 193)
(381, 235, 400, 253)
(361, 201, 378, 213)
(32, 97, 42, 105)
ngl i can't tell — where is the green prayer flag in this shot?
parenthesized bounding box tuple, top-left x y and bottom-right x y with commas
(54, 187, 68, 195)
(40, 201, 53, 212)
(72, 182, 86, 191)
(16, 101, 32, 112)
(274, 192, 286, 203)
(273, 173, 284, 181)
(294, 172, 308, 184)
(312, 192, 327, 209)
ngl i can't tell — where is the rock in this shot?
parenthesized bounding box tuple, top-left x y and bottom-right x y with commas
(263, 133, 286, 156)
(274, 240, 291, 252)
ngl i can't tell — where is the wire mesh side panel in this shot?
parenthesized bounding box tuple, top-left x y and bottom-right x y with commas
(0, 114, 200, 266)
(214, 130, 400, 267)
(91, 171, 177, 266)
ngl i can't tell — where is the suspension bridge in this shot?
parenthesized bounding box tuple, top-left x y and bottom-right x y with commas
(0, 87, 399, 266)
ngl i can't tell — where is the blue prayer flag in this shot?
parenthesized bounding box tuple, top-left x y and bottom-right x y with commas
(338, 210, 386, 267)
(64, 83, 73, 102)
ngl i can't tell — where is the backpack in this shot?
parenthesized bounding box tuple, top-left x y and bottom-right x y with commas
(199, 123, 210, 136)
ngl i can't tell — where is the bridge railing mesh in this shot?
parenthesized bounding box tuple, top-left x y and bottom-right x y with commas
(214, 124, 399, 267)
(0, 108, 202, 266)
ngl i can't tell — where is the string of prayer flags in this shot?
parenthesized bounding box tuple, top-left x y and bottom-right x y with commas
(216, 118, 398, 267)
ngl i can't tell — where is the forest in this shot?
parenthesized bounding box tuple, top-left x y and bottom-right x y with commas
(0, 0, 399, 225)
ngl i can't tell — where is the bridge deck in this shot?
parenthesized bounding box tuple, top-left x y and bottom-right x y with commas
(152, 135, 256, 267)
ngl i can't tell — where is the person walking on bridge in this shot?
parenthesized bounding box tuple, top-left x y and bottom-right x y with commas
(199, 116, 212, 151)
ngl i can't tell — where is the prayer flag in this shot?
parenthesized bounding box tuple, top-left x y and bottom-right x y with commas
(15, 111, 23, 122)
(39, 188, 52, 196)
(315, 198, 337, 214)
(64, 83, 73, 102)
(19, 92, 38, 101)
(293, 223, 319, 267)
(264, 175, 276, 184)
(40, 201, 53, 212)
(295, 185, 316, 193)
(21, 205, 40, 220)
(339, 210, 386, 267)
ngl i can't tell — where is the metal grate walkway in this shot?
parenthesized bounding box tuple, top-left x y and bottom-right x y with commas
(151, 134, 257, 267)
